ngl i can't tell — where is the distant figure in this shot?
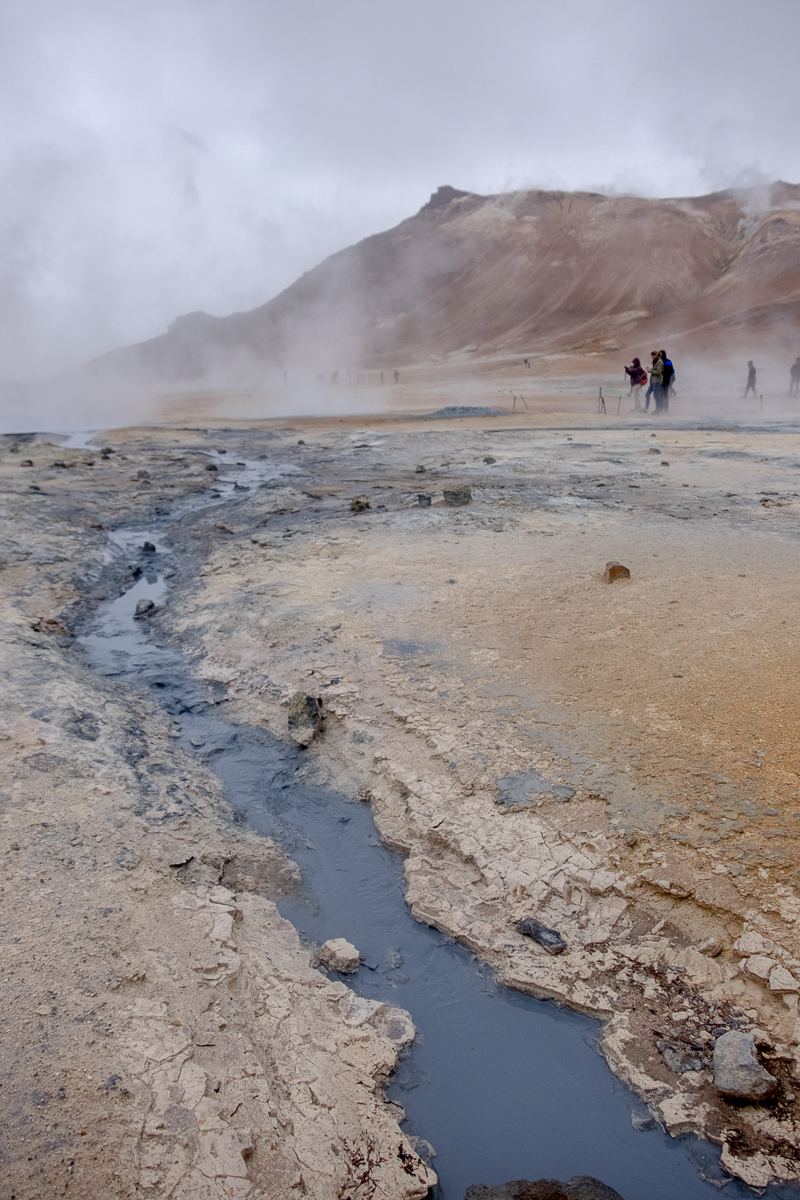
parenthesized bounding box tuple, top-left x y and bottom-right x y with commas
(624, 356, 646, 411)
(660, 351, 674, 412)
(647, 350, 663, 413)
(790, 357, 800, 397)
(744, 361, 757, 398)
(524, 357, 530, 368)
(394, 369, 400, 383)
(331, 370, 338, 384)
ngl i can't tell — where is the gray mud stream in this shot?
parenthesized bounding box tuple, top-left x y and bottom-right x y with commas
(77, 457, 797, 1200)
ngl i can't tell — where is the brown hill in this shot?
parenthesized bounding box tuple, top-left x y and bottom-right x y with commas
(78, 181, 800, 388)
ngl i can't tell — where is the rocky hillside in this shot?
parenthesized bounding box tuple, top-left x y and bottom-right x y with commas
(79, 181, 800, 387)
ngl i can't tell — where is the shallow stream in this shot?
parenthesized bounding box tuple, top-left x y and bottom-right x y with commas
(77, 454, 797, 1199)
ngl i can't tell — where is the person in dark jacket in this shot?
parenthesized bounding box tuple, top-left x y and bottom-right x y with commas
(624, 357, 646, 411)
(791, 358, 800, 397)
(744, 361, 757, 398)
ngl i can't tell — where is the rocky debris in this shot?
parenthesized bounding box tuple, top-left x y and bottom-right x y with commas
(20, 458, 33, 467)
(443, 484, 472, 507)
(698, 937, 722, 956)
(418, 494, 432, 507)
(350, 494, 370, 512)
(661, 461, 670, 467)
(604, 561, 631, 583)
(713, 1031, 777, 1101)
(287, 692, 322, 746)
(630, 1107, 655, 1131)
(648, 447, 661, 454)
(318, 937, 361, 973)
(100, 446, 114, 457)
(137, 469, 150, 480)
(134, 598, 156, 619)
(515, 917, 567, 955)
(204, 462, 218, 471)
(142, 540, 156, 552)
(464, 1176, 625, 1199)
(483, 456, 497, 464)
(30, 616, 70, 635)
(415, 464, 426, 473)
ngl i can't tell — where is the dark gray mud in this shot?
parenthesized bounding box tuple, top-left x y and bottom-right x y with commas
(76, 454, 800, 1200)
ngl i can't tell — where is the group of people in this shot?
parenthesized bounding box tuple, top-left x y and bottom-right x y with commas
(624, 350, 675, 413)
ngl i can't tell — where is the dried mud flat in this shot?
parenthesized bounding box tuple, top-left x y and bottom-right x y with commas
(4, 410, 800, 1196)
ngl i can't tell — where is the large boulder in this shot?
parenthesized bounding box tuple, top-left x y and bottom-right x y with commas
(318, 938, 360, 974)
(287, 693, 322, 747)
(713, 1030, 777, 1101)
(464, 1177, 625, 1200)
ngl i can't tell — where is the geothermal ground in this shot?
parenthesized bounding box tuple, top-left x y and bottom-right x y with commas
(4, 404, 800, 1197)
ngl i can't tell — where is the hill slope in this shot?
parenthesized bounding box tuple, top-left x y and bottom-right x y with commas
(80, 182, 800, 387)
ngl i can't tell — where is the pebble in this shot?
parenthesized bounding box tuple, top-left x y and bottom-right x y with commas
(713, 1030, 777, 1101)
(287, 693, 322, 747)
(604, 561, 631, 583)
(350, 495, 370, 512)
(142, 541, 156, 553)
(515, 917, 567, 955)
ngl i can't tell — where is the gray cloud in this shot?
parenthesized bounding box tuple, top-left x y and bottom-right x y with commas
(1, 0, 799, 386)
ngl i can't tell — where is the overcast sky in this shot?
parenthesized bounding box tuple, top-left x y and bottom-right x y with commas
(1, 0, 799, 383)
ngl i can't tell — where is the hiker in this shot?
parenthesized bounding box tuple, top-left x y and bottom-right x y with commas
(790, 358, 800, 397)
(646, 351, 663, 413)
(394, 369, 399, 383)
(744, 361, 757, 398)
(624, 357, 647, 411)
(660, 351, 674, 413)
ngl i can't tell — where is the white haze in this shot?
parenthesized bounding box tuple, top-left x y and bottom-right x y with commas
(1, 0, 799, 408)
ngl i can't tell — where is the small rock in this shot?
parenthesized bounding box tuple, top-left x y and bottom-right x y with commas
(418, 494, 432, 507)
(137, 469, 150, 480)
(483, 456, 496, 464)
(443, 484, 472, 507)
(414, 464, 426, 473)
(743, 954, 777, 981)
(100, 447, 114, 457)
(648, 447, 661, 454)
(769, 965, 799, 993)
(142, 541, 156, 553)
(734, 931, 773, 956)
(713, 1030, 777, 1101)
(20, 459, 33, 467)
(287, 693, 322, 747)
(134, 598, 156, 619)
(205, 463, 218, 471)
(51, 460, 67, 468)
(604, 561, 631, 583)
(515, 917, 566, 955)
(350, 494, 370, 512)
(318, 938, 360, 974)
(660, 461, 670, 467)
(698, 937, 722, 957)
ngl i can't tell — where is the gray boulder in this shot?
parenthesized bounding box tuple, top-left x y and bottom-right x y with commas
(443, 484, 472, 507)
(464, 1177, 625, 1200)
(134, 598, 155, 619)
(318, 937, 360, 974)
(287, 693, 322, 747)
(713, 1030, 777, 1101)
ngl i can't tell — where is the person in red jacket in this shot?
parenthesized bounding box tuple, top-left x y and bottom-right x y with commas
(624, 357, 647, 411)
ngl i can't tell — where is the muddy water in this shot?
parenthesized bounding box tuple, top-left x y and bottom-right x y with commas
(77, 461, 796, 1200)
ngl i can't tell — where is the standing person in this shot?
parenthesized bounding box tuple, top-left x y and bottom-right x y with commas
(624, 357, 646, 411)
(790, 358, 800, 397)
(660, 351, 674, 413)
(648, 351, 663, 413)
(744, 361, 757, 398)
(394, 369, 400, 383)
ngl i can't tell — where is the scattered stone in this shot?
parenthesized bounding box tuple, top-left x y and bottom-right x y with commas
(743, 954, 777, 981)
(287, 693, 322, 747)
(415, 465, 426, 473)
(142, 541, 156, 553)
(483, 456, 497, 464)
(134, 599, 156, 619)
(418, 494, 432, 507)
(205, 463, 218, 471)
(350, 494, 370, 512)
(648, 447, 661, 454)
(318, 938, 360, 974)
(515, 917, 567, 955)
(137, 470, 150, 480)
(713, 1030, 777, 1101)
(698, 937, 722, 957)
(51, 460, 67, 468)
(660, 461, 670, 466)
(769, 965, 799, 993)
(100, 447, 114, 457)
(443, 484, 472, 507)
(734, 931, 774, 956)
(20, 459, 33, 467)
(30, 617, 69, 635)
(464, 1176, 625, 1199)
(604, 562, 631, 583)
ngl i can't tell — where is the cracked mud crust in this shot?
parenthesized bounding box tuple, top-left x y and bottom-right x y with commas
(0, 433, 434, 1200)
(6, 413, 800, 1194)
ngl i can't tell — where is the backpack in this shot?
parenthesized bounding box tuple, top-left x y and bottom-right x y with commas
(662, 359, 674, 385)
